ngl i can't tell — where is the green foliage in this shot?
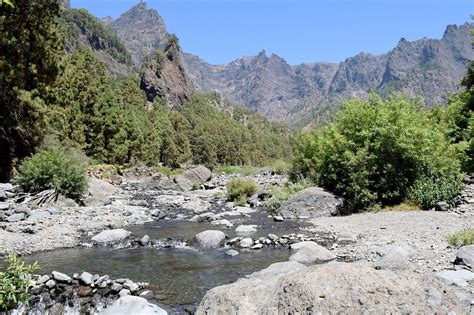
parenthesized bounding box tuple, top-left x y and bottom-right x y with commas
(292, 94, 464, 212)
(15, 149, 87, 201)
(0, 253, 39, 311)
(448, 228, 474, 247)
(0, 0, 63, 181)
(266, 180, 312, 212)
(182, 93, 294, 168)
(269, 160, 291, 175)
(155, 166, 184, 177)
(226, 178, 258, 204)
(408, 175, 464, 209)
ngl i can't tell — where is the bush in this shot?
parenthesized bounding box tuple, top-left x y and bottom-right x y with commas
(448, 228, 474, 247)
(266, 180, 312, 212)
(15, 149, 87, 201)
(0, 253, 39, 311)
(269, 160, 291, 175)
(226, 178, 258, 205)
(408, 176, 464, 209)
(292, 94, 464, 213)
(214, 166, 257, 176)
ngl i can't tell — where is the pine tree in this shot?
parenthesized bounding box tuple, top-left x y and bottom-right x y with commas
(0, 0, 63, 180)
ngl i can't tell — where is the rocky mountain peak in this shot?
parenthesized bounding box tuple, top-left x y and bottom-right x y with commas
(108, 1, 169, 66)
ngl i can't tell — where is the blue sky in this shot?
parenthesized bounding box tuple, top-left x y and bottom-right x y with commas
(71, 0, 473, 65)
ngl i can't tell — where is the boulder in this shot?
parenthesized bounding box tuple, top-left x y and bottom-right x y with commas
(235, 225, 258, 235)
(194, 230, 226, 248)
(143, 173, 180, 191)
(0, 202, 10, 211)
(197, 261, 465, 314)
(454, 245, 474, 268)
(174, 166, 211, 191)
(374, 245, 413, 270)
(84, 177, 120, 206)
(79, 272, 93, 285)
(100, 296, 167, 315)
(239, 238, 254, 248)
(437, 269, 474, 287)
(91, 229, 132, 244)
(279, 187, 342, 219)
(197, 261, 306, 314)
(289, 241, 335, 264)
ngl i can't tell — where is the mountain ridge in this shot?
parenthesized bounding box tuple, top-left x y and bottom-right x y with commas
(99, 2, 473, 125)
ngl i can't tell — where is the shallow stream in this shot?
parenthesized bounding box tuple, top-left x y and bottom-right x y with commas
(25, 218, 306, 310)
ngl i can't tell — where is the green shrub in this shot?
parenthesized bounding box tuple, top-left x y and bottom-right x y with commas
(15, 149, 87, 201)
(269, 160, 291, 175)
(0, 253, 39, 311)
(408, 176, 464, 209)
(292, 94, 464, 213)
(448, 228, 474, 247)
(214, 166, 257, 176)
(266, 180, 312, 212)
(226, 178, 258, 203)
(155, 166, 184, 177)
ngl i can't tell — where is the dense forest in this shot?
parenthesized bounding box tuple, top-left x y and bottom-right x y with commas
(0, 0, 293, 181)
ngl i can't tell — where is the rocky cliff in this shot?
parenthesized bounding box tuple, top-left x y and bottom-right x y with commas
(183, 23, 474, 124)
(105, 1, 169, 67)
(140, 36, 193, 108)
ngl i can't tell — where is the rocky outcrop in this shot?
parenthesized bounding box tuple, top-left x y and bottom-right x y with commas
(279, 187, 342, 219)
(196, 261, 306, 315)
(197, 261, 468, 314)
(140, 37, 193, 109)
(106, 2, 169, 66)
(174, 166, 212, 191)
(84, 177, 120, 206)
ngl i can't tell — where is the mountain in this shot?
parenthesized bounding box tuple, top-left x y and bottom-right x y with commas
(182, 23, 474, 124)
(105, 1, 169, 67)
(102, 2, 473, 125)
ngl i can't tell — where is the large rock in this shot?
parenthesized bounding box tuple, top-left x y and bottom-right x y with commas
(374, 244, 414, 270)
(84, 177, 120, 206)
(142, 173, 180, 191)
(454, 245, 474, 268)
(100, 296, 167, 315)
(174, 166, 211, 191)
(194, 230, 226, 248)
(197, 261, 306, 314)
(289, 241, 335, 264)
(91, 229, 132, 244)
(197, 261, 466, 314)
(235, 225, 257, 235)
(437, 269, 474, 287)
(279, 187, 342, 219)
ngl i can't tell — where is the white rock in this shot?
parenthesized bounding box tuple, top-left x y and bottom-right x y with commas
(195, 230, 226, 248)
(239, 238, 254, 248)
